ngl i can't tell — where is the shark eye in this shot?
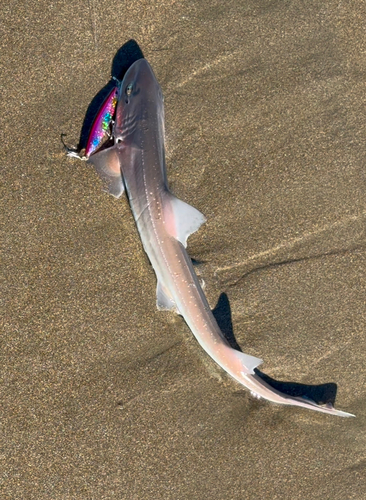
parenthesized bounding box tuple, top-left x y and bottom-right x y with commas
(126, 83, 133, 96)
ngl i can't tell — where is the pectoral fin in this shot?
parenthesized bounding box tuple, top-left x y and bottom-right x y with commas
(87, 146, 124, 198)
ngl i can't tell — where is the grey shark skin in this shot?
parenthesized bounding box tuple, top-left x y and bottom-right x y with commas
(88, 58, 354, 417)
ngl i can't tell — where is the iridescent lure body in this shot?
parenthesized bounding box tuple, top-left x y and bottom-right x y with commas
(85, 86, 119, 158)
(64, 84, 119, 160)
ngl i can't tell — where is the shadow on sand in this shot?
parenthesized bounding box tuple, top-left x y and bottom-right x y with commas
(212, 292, 338, 406)
(64, 39, 144, 152)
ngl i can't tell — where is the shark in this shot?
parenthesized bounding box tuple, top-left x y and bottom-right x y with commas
(84, 58, 353, 417)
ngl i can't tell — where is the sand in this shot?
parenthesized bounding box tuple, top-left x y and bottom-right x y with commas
(2, 0, 366, 498)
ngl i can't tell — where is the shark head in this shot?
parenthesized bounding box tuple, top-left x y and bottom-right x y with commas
(114, 58, 164, 145)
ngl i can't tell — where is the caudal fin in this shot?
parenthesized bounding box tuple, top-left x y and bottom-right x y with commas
(225, 349, 354, 416)
(247, 370, 355, 417)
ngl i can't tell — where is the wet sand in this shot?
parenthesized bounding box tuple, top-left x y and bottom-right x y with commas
(2, 1, 366, 498)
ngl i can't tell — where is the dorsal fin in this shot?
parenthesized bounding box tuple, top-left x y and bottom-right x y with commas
(235, 350, 263, 374)
(163, 192, 206, 247)
(87, 146, 124, 199)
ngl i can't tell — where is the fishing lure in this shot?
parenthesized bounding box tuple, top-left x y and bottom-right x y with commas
(85, 85, 119, 158)
(63, 83, 119, 160)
